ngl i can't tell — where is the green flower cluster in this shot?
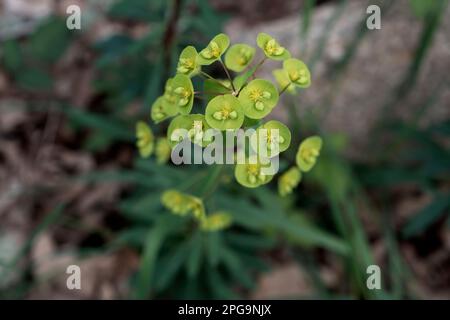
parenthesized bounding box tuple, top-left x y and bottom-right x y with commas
(277, 136, 323, 196)
(136, 32, 322, 218)
(135, 121, 171, 165)
(161, 189, 232, 232)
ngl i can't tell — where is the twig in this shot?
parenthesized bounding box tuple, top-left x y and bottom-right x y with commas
(200, 71, 233, 91)
(278, 84, 290, 96)
(219, 58, 236, 92)
(162, 0, 182, 75)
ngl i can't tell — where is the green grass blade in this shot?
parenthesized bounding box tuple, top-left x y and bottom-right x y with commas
(402, 193, 450, 238)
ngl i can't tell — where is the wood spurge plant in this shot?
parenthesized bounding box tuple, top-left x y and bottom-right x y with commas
(136, 32, 321, 231)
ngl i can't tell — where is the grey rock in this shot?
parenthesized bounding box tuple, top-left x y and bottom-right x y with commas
(225, 0, 450, 158)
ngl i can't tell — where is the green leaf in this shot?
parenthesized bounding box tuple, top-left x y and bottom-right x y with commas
(26, 17, 71, 64)
(61, 106, 133, 142)
(134, 216, 181, 298)
(206, 232, 221, 267)
(155, 240, 191, 292)
(16, 68, 53, 91)
(94, 34, 134, 67)
(225, 232, 276, 251)
(203, 79, 232, 100)
(410, 0, 442, 18)
(77, 169, 164, 188)
(237, 252, 270, 273)
(300, 0, 316, 53)
(217, 192, 349, 255)
(134, 225, 165, 298)
(113, 228, 148, 247)
(108, 0, 166, 22)
(402, 194, 450, 238)
(119, 193, 162, 223)
(233, 65, 257, 91)
(221, 248, 254, 289)
(186, 232, 203, 278)
(2, 40, 22, 74)
(206, 268, 239, 299)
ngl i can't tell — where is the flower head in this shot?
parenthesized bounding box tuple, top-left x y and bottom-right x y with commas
(161, 189, 205, 219)
(176, 46, 200, 77)
(186, 196, 206, 220)
(257, 33, 291, 61)
(250, 120, 291, 158)
(273, 69, 296, 94)
(167, 114, 211, 147)
(283, 58, 311, 88)
(234, 155, 274, 188)
(198, 33, 230, 65)
(278, 167, 302, 197)
(161, 190, 190, 216)
(136, 121, 154, 158)
(224, 44, 255, 72)
(171, 74, 194, 115)
(238, 79, 278, 119)
(155, 138, 171, 164)
(205, 94, 244, 130)
(162, 78, 177, 109)
(296, 136, 322, 172)
(151, 96, 177, 124)
(200, 212, 233, 232)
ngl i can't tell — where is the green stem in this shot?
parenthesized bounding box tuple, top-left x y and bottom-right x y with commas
(200, 71, 233, 91)
(219, 58, 236, 93)
(300, 0, 316, 55)
(195, 91, 227, 96)
(278, 83, 290, 96)
(252, 57, 267, 76)
(237, 57, 268, 95)
(199, 165, 223, 199)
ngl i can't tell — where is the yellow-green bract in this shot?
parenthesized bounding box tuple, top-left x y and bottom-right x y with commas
(151, 96, 177, 124)
(167, 114, 211, 147)
(172, 74, 194, 115)
(155, 138, 171, 164)
(198, 33, 230, 65)
(257, 32, 291, 61)
(176, 46, 200, 77)
(234, 155, 274, 188)
(238, 79, 279, 119)
(161, 189, 205, 219)
(296, 136, 323, 172)
(138, 32, 319, 191)
(250, 120, 291, 158)
(273, 69, 296, 94)
(205, 94, 244, 130)
(200, 212, 233, 231)
(162, 78, 178, 111)
(224, 43, 255, 72)
(278, 167, 302, 197)
(136, 121, 154, 158)
(283, 58, 311, 88)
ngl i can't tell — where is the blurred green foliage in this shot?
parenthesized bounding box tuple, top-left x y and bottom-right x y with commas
(2, 17, 72, 91)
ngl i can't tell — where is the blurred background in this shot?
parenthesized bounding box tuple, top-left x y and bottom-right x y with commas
(0, 0, 449, 299)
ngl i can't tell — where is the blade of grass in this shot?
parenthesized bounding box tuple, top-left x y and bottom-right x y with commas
(378, 0, 448, 125)
(308, 0, 348, 73)
(60, 104, 133, 142)
(300, 0, 316, 55)
(133, 215, 183, 299)
(402, 193, 450, 238)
